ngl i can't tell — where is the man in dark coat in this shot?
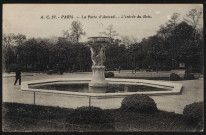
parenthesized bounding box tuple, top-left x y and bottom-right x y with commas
(14, 69, 21, 85)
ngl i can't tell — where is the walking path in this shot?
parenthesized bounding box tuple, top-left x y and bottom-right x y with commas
(113, 70, 203, 78)
(2, 71, 203, 114)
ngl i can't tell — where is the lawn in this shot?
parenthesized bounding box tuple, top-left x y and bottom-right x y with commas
(2, 102, 200, 132)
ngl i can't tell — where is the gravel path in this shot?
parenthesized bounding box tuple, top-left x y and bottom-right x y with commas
(2, 72, 203, 114)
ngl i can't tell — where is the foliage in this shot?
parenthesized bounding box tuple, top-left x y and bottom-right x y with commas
(2, 34, 26, 72)
(127, 43, 145, 69)
(183, 101, 203, 126)
(170, 73, 181, 81)
(3, 102, 71, 120)
(105, 72, 114, 78)
(3, 102, 200, 131)
(121, 36, 138, 46)
(100, 24, 119, 43)
(2, 33, 92, 72)
(184, 9, 203, 30)
(121, 94, 158, 113)
(66, 106, 114, 125)
(69, 20, 86, 43)
(104, 43, 128, 69)
(2, 46, 16, 72)
(2, 9, 203, 73)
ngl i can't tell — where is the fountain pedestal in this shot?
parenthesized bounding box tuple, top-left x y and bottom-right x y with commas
(88, 37, 110, 88)
(89, 66, 108, 87)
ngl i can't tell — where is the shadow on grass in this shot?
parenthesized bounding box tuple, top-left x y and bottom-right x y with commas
(2, 102, 198, 132)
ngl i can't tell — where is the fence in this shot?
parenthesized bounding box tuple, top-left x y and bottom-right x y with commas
(28, 91, 124, 107)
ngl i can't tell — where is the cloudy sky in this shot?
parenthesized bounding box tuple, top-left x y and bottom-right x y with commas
(3, 4, 203, 42)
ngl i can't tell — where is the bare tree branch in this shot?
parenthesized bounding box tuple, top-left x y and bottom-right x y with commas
(69, 21, 86, 43)
(184, 9, 202, 30)
(99, 24, 119, 43)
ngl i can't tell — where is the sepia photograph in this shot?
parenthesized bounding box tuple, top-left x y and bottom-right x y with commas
(2, 4, 204, 132)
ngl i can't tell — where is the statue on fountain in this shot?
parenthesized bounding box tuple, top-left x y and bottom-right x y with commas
(90, 45, 106, 66)
(88, 37, 109, 87)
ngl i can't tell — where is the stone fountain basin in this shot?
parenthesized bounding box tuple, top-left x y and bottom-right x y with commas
(21, 78, 182, 97)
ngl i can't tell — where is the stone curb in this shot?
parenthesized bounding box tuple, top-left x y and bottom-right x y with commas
(21, 78, 182, 97)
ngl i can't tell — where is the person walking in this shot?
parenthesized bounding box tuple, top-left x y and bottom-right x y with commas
(14, 68, 21, 85)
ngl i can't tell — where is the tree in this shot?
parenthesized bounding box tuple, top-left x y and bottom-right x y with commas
(184, 9, 203, 30)
(128, 43, 144, 70)
(62, 30, 70, 39)
(22, 39, 39, 65)
(3, 34, 15, 48)
(121, 36, 138, 47)
(157, 13, 181, 68)
(157, 13, 180, 42)
(76, 44, 91, 72)
(99, 24, 118, 43)
(62, 30, 72, 42)
(15, 34, 26, 46)
(15, 34, 27, 63)
(2, 33, 26, 72)
(69, 20, 86, 43)
(157, 24, 171, 41)
(2, 34, 15, 71)
(168, 13, 180, 28)
(3, 46, 16, 72)
(3, 33, 26, 48)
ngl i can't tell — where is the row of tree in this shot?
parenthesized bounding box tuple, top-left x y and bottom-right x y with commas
(119, 9, 203, 72)
(2, 9, 203, 73)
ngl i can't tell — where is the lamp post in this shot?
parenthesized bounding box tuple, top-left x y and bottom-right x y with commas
(87, 37, 110, 87)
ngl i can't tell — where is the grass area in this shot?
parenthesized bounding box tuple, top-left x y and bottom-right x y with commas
(114, 76, 199, 81)
(2, 102, 199, 132)
(115, 77, 171, 80)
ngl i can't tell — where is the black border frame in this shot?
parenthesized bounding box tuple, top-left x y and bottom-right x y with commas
(0, 0, 205, 135)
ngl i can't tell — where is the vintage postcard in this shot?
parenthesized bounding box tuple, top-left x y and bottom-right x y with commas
(2, 4, 204, 132)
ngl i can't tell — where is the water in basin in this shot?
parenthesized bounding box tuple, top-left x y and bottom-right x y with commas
(29, 82, 171, 93)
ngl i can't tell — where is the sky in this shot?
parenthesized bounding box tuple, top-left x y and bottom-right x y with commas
(3, 4, 203, 42)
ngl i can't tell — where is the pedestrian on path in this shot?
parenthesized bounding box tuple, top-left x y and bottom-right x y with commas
(14, 68, 21, 85)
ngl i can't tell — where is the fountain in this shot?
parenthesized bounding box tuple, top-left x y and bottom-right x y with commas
(87, 37, 110, 87)
(21, 36, 182, 108)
